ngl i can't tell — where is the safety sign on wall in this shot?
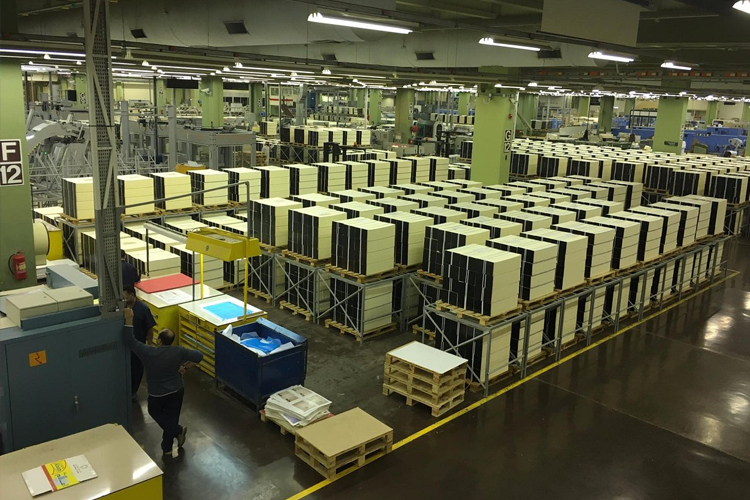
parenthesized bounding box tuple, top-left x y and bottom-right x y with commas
(504, 129, 512, 153)
(0, 139, 24, 187)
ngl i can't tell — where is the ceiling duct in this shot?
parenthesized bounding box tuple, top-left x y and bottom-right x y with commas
(538, 49, 562, 59)
(130, 28, 147, 39)
(415, 51, 435, 61)
(322, 53, 338, 61)
(223, 21, 249, 35)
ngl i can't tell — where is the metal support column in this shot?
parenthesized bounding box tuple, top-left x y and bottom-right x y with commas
(167, 103, 177, 170)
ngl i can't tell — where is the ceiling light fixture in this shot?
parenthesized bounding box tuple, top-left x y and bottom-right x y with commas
(588, 51, 635, 63)
(234, 62, 243, 68)
(479, 37, 541, 52)
(733, 0, 750, 14)
(308, 12, 412, 34)
(76, 60, 82, 66)
(223, 66, 230, 72)
(0, 48, 82, 57)
(494, 83, 526, 90)
(661, 61, 692, 71)
(322, 68, 331, 75)
(528, 82, 538, 87)
(142, 60, 150, 66)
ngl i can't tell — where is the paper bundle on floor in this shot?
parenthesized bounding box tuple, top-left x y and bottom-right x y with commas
(523, 228, 587, 291)
(118, 174, 155, 214)
(264, 385, 331, 427)
(412, 206, 468, 224)
(339, 161, 369, 190)
(329, 189, 376, 203)
(442, 244, 521, 317)
(388, 159, 413, 185)
(651, 202, 699, 246)
(151, 172, 193, 210)
(577, 199, 624, 216)
(421, 222, 490, 277)
(504, 194, 551, 208)
(250, 198, 303, 246)
(189, 169, 229, 206)
(368, 197, 419, 214)
(523, 206, 577, 225)
(487, 235, 558, 302)
(291, 193, 339, 208)
(603, 180, 642, 209)
(288, 206, 348, 260)
(375, 212, 433, 267)
(461, 216, 523, 239)
(364, 160, 390, 186)
(399, 193, 446, 209)
(392, 183, 433, 195)
(608, 211, 663, 261)
(432, 190, 476, 204)
(630, 206, 681, 252)
(498, 211, 552, 232)
(284, 164, 318, 196)
(314, 162, 347, 193)
(685, 195, 727, 235)
(583, 216, 639, 269)
(550, 188, 592, 202)
(553, 201, 602, 220)
(331, 217, 396, 275)
(360, 186, 405, 199)
(552, 221, 615, 278)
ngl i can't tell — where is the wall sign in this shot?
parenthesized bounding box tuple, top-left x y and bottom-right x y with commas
(664, 140, 679, 147)
(504, 129, 513, 153)
(0, 139, 24, 187)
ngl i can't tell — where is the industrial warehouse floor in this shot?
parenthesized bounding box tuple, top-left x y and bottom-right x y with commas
(131, 238, 750, 500)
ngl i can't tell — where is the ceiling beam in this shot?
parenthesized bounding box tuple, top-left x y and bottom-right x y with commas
(395, 0, 498, 20)
(476, 0, 544, 12)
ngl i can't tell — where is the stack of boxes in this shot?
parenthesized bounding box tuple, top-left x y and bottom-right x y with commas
(341, 161, 369, 190)
(331, 218, 396, 276)
(332, 201, 384, 219)
(250, 198, 303, 247)
(287, 206, 348, 260)
(584, 217, 640, 269)
(188, 170, 228, 206)
(609, 212, 663, 262)
(375, 212, 432, 268)
(118, 174, 155, 215)
(553, 221, 615, 279)
(487, 236, 558, 302)
(284, 164, 318, 196)
(524, 229, 587, 291)
(151, 172, 193, 210)
(314, 163, 347, 193)
(421, 223, 490, 278)
(62, 177, 95, 219)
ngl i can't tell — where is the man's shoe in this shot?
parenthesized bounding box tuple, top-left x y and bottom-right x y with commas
(177, 426, 188, 448)
(162, 450, 173, 459)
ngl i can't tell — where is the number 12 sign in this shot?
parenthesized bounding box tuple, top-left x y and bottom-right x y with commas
(0, 139, 24, 187)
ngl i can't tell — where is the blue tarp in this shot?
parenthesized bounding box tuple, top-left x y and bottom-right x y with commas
(204, 302, 246, 321)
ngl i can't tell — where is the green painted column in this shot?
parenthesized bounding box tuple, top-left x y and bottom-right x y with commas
(705, 101, 719, 126)
(368, 89, 382, 126)
(623, 98, 636, 119)
(72, 73, 88, 109)
(741, 103, 750, 125)
(517, 93, 537, 134)
(598, 95, 615, 133)
(577, 96, 591, 121)
(155, 79, 168, 115)
(653, 96, 688, 154)
(200, 77, 224, 128)
(249, 83, 263, 114)
(355, 88, 366, 110)
(471, 84, 515, 185)
(458, 93, 471, 115)
(395, 88, 415, 143)
(0, 60, 36, 290)
(114, 82, 124, 103)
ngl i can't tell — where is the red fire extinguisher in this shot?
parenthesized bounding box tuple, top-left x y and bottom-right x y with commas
(9, 251, 27, 281)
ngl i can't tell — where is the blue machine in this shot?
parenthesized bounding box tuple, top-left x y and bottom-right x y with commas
(0, 314, 130, 452)
(215, 318, 307, 410)
(611, 122, 747, 154)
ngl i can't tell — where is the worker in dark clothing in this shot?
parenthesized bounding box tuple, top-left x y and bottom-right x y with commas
(122, 252, 141, 287)
(581, 129, 590, 142)
(124, 307, 203, 458)
(123, 285, 157, 399)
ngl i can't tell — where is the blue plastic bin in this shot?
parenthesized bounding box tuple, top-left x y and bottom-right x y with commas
(214, 318, 308, 409)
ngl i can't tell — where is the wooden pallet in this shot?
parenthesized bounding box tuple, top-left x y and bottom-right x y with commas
(121, 210, 161, 220)
(60, 214, 94, 225)
(416, 269, 442, 284)
(215, 281, 238, 292)
(295, 429, 392, 480)
(585, 270, 617, 285)
(260, 410, 332, 436)
(158, 206, 196, 215)
(396, 263, 421, 273)
(519, 290, 560, 310)
(259, 242, 286, 253)
(247, 286, 273, 303)
(384, 354, 466, 387)
(383, 376, 465, 417)
(468, 365, 518, 392)
(325, 265, 398, 283)
(411, 324, 435, 342)
(434, 300, 523, 326)
(193, 203, 234, 212)
(556, 281, 590, 298)
(615, 261, 644, 276)
(324, 319, 397, 340)
(281, 249, 330, 267)
(279, 300, 314, 321)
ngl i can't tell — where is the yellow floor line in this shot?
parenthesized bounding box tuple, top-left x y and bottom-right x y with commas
(285, 270, 739, 500)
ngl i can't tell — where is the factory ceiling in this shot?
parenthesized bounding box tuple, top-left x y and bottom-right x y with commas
(5, 0, 750, 97)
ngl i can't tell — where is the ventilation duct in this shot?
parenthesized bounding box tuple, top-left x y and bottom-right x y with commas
(415, 51, 435, 61)
(538, 49, 562, 59)
(130, 28, 147, 39)
(223, 21, 249, 34)
(322, 53, 338, 61)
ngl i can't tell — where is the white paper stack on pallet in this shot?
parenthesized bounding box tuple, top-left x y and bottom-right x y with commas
(329, 189, 376, 203)
(360, 186, 405, 199)
(686, 195, 727, 235)
(427, 156, 450, 181)
(375, 212, 432, 267)
(589, 181, 627, 206)
(644, 164, 677, 191)
(579, 285, 608, 329)
(291, 193, 339, 208)
(530, 191, 571, 205)
(507, 181, 545, 194)
(504, 194, 551, 209)
(609, 211, 663, 262)
(264, 386, 331, 427)
(552, 221, 615, 278)
(189, 169, 228, 206)
(447, 202, 497, 218)
(448, 165, 467, 180)
(255, 166, 290, 199)
(368, 197, 419, 214)
(420, 181, 455, 191)
(568, 175, 597, 185)
(413, 207, 468, 225)
(630, 206, 680, 253)
(582, 216, 639, 270)
(314, 162, 347, 193)
(670, 170, 707, 196)
(332, 201, 384, 219)
(164, 215, 208, 234)
(403, 156, 430, 183)
(339, 161, 369, 190)
(612, 161, 645, 183)
(484, 185, 524, 197)
(388, 159, 413, 185)
(364, 160, 390, 186)
(661, 196, 710, 239)
(651, 202, 699, 247)
(225, 167, 261, 203)
(117, 174, 154, 215)
(392, 183, 433, 195)
(250, 198, 303, 246)
(332, 217, 396, 276)
(524, 229, 587, 291)
(544, 295, 580, 347)
(603, 180, 642, 209)
(169, 243, 223, 287)
(487, 236, 558, 302)
(400, 193, 446, 209)
(550, 176, 584, 187)
(332, 279, 394, 333)
(283, 164, 318, 196)
(126, 248, 181, 279)
(421, 222, 490, 277)
(498, 211, 552, 232)
(473, 199, 523, 214)
(458, 187, 503, 201)
(510, 152, 538, 176)
(288, 206, 348, 260)
(529, 179, 566, 191)
(151, 172, 193, 210)
(461, 216, 522, 239)
(550, 188, 592, 202)
(570, 184, 609, 200)
(523, 206, 577, 225)
(442, 244, 521, 317)
(553, 201, 602, 221)
(577, 199, 624, 216)
(432, 190, 476, 205)
(446, 179, 482, 189)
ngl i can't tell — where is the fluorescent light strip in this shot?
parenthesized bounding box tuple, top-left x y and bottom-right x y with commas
(588, 51, 634, 63)
(661, 61, 692, 71)
(345, 74, 387, 79)
(2, 48, 82, 57)
(734, 1, 750, 14)
(479, 37, 541, 52)
(308, 12, 412, 34)
(494, 84, 526, 90)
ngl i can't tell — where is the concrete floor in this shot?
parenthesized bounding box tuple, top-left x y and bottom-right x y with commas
(131, 238, 750, 500)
